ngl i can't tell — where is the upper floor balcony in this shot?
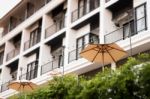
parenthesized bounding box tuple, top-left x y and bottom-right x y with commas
(0, 60, 18, 92)
(41, 54, 64, 75)
(24, 19, 42, 51)
(68, 32, 99, 63)
(45, 17, 66, 38)
(104, 4, 147, 43)
(6, 33, 21, 61)
(0, 0, 53, 38)
(71, 0, 100, 22)
(20, 60, 38, 80)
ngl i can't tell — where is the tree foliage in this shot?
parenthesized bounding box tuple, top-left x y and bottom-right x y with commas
(9, 53, 150, 99)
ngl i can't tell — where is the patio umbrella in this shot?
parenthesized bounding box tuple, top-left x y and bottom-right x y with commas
(8, 79, 37, 92)
(80, 43, 127, 68)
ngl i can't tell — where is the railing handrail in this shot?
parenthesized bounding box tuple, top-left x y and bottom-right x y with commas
(104, 16, 147, 43)
(71, 0, 100, 22)
(1, 0, 53, 38)
(41, 57, 64, 75)
(45, 17, 65, 31)
(45, 17, 66, 38)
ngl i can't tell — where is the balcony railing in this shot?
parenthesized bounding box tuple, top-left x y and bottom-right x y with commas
(41, 56, 64, 75)
(1, 0, 53, 38)
(0, 72, 17, 92)
(71, 0, 100, 22)
(68, 33, 99, 63)
(6, 49, 20, 61)
(68, 46, 83, 63)
(20, 68, 38, 80)
(45, 17, 65, 38)
(20, 61, 38, 80)
(104, 17, 147, 43)
(0, 81, 11, 93)
(24, 38, 40, 51)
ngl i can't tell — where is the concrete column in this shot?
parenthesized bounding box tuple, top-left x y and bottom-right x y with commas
(37, 15, 46, 77)
(63, 0, 72, 66)
(100, 0, 106, 44)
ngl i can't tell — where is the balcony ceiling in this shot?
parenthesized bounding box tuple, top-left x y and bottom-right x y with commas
(107, 0, 133, 12)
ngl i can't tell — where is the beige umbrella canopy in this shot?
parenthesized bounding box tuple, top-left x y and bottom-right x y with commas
(80, 43, 127, 65)
(8, 80, 37, 92)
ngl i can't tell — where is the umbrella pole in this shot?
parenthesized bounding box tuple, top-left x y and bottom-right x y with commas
(102, 47, 104, 71)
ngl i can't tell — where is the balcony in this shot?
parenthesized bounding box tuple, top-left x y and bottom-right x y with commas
(0, 71, 17, 92)
(6, 49, 20, 61)
(68, 33, 99, 63)
(45, 17, 65, 38)
(0, 0, 53, 38)
(24, 39, 39, 51)
(24, 34, 41, 51)
(0, 81, 11, 93)
(20, 61, 38, 80)
(71, 0, 100, 22)
(104, 17, 147, 43)
(41, 57, 64, 75)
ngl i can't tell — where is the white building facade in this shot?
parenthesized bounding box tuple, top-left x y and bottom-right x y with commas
(0, 0, 149, 98)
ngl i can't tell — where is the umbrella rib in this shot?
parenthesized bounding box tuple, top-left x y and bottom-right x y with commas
(17, 83, 22, 91)
(28, 83, 34, 90)
(107, 45, 127, 53)
(80, 46, 98, 54)
(105, 47, 116, 63)
(92, 49, 101, 62)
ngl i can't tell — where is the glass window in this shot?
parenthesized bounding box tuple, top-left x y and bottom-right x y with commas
(123, 20, 135, 38)
(135, 4, 146, 32)
(136, 5, 145, 20)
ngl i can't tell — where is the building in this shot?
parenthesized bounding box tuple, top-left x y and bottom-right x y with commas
(0, 0, 149, 98)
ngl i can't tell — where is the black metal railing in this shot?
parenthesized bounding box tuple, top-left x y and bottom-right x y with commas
(20, 60, 38, 80)
(6, 48, 20, 61)
(0, 81, 11, 92)
(24, 38, 40, 51)
(45, 17, 65, 38)
(1, 0, 53, 38)
(20, 67, 38, 80)
(68, 32, 99, 63)
(71, 0, 100, 22)
(104, 17, 147, 43)
(68, 46, 84, 63)
(41, 57, 64, 75)
(0, 75, 17, 93)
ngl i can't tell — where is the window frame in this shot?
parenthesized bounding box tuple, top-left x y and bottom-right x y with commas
(135, 3, 147, 33)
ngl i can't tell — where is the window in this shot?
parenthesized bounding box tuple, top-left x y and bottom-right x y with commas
(76, 33, 99, 59)
(78, 0, 99, 18)
(29, 27, 41, 47)
(135, 3, 147, 32)
(123, 20, 135, 39)
(0, 52, 4, 65)
(26, 61, 38, 80)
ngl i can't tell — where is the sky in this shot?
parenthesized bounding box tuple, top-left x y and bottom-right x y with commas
(0, 0, 21, 19)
